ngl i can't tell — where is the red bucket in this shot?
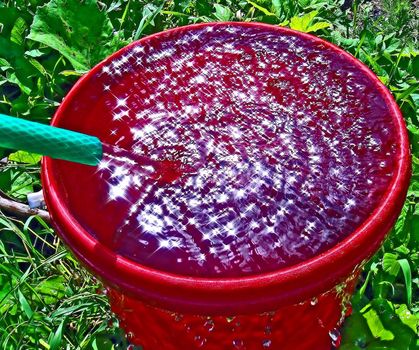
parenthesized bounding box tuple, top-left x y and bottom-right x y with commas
(42, 22, 411, 349)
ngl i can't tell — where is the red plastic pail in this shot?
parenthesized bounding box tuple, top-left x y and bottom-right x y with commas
(42, 22, 411, 349)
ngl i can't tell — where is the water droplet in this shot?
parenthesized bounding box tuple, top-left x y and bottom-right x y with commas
(265, 325, 272, 335)
(232, 339, 244, 349)
(329, 328, 341, 347)
(310, 297, 318, 306)
(204, 319, 215, 332)
(194, 335, 207, 347)
(226, 316, 235, 323)
(173, 313, 183, 322)
(262, 339, 272, 348)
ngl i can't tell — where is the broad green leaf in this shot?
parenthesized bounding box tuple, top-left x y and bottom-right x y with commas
(27, 0, 120, 72)
(384, 40, 401, 54)
(382, 252, 400, 277)
(8, 150, 42, 164)
(35, 276, 67, 304)
(305, 21, 331, 33)
(0, 57, 12, 71)
(10, 17, 27, 46)
(369, 299, 417, 346)
(340, 311, 374, 348)
(394, 245, 410, 255)
(24, 49, 45, 58)
(395, 304, 419, 333)
(213, 4, 232, 21)
(362, 303, 394, 341)
(289, 11, 318, 33)
(374, 34, 384, 46)
(9, 171, 37, 198)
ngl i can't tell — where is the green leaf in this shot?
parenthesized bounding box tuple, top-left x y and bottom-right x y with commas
(396, 83, 418, 102)
(8, 151, 42, 164)
(407, 124, 419, 153)
(24, 49, 45, 58)
(362, 303, 394, 341)
(35, 276, 67, 305)
(340, 311, 374, 348)
(0, 57, 12, 71)
(27, 0, 120, 72)
(382, 252, 400, 277)
(0, 7, 20, 35)
(17, 289, 33, 319)
(6, 71, 32, 95)
(59, 70, 84, 77)
(49, 319, 65, 350)
(369, 299, 417, 347)
(289, 11, 318, 33)
(91, 336, 116, 350)
(0, 37, 23, 61)
(9, 171, 37, 199)
(213, 4, 232, 21)
(397, 259, 412, 305)
(28, 58, 48, 77)
(246, 1, 276, 16)
(305, 21, 331, 33)
(271, 0, 283, 16)
(39, 339, 50, 349)
(133, 3, 164, 41)
(395, 304, 419, 333)
(10, 17, 27, 46)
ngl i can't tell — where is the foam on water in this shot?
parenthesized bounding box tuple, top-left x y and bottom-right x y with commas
(58, 24, 399, 277)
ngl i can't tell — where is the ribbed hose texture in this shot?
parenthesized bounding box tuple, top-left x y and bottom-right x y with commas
(0, 114, 102, 166)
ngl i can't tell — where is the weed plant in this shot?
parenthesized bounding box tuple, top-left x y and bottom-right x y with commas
(0, 1, 417, 349)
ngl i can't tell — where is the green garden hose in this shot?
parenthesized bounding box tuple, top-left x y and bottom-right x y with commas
(0, 114, 102, 166)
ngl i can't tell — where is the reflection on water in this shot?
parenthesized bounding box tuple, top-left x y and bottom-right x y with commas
(77, 24, 398, 277)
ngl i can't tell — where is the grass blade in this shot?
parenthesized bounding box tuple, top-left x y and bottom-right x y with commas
(397, 259, 412, 306)
(17, 289, 33, 319)
(49, 318, 65, 350)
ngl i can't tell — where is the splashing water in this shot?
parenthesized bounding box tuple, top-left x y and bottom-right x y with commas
(55, 24, 399, 277)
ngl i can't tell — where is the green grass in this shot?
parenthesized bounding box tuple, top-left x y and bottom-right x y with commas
(0, 0, 418, 349)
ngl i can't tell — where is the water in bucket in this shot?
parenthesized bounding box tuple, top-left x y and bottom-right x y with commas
(58, 25, 398, 277)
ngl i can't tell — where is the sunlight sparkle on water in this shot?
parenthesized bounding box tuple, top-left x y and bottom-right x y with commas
(79, 24, 401, 277)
